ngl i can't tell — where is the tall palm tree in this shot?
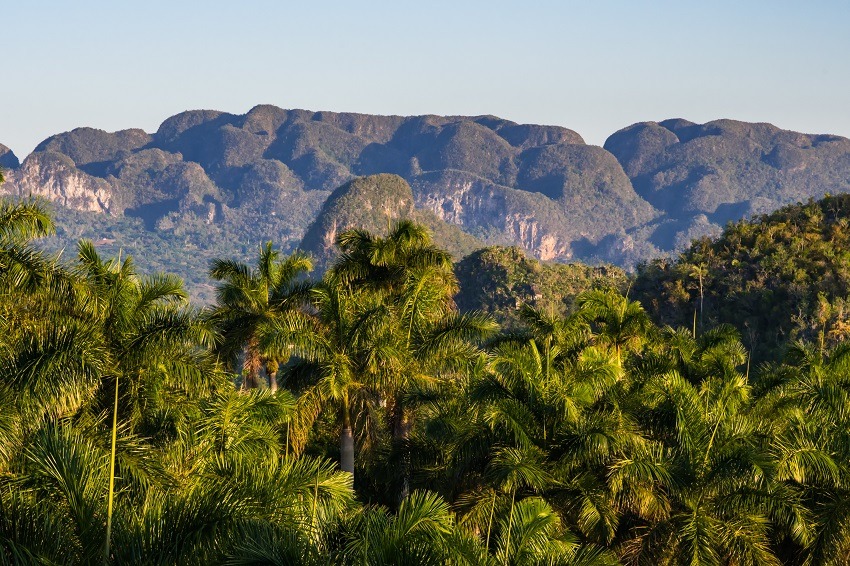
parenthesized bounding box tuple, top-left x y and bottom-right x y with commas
(265, 272, 393, 477)
(0, 237, 218, 560)
(72, 241, 219, 561)
(209, 243, 312, 390)
(329, 220, 459, 436)
(332, 220, 454, 295)
(752, 342, 850, 563)
(577, 290, 650, 372)
(264, 222, 493, 485)
(331, 221, 494, 495)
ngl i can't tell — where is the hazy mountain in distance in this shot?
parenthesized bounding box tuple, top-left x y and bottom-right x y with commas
(3, 106, 850, 300)
(0, 144, 19, 170)
(604, 118, 850, 251)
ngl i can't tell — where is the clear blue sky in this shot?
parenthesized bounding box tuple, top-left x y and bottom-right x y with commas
(3, 1, 849, 157)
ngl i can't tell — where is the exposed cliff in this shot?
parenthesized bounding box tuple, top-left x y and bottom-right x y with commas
(4, 152, 118, 213)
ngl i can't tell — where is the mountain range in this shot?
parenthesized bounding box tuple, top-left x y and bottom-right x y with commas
(3, 106, 850, 299)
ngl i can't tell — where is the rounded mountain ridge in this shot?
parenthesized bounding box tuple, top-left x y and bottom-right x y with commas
(4, 109, 850, 290)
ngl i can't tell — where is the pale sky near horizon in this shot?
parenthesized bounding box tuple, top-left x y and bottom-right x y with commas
(2, 1, 849, 158)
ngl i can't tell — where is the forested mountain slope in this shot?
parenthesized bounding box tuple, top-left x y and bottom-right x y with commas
(605, 118, 850, 252)
(454, 246, 627, 327)
(299, 174, 483, 270)
(3, 107, 850, 299)
(634, 193, 850, 361)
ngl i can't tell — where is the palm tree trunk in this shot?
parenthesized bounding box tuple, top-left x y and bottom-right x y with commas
(503, 489, 516, 562)
(243, 336, 261, 389)
(392, 401, 412, 500)
(311, 463, 320, 531)
(699, 273, 704, 332)
(340, 402, 354, 475)
(693, 309, 697, 339)
(392, 402, 412, 439)
(486, 490, 497, 550)
(104, 374, 119, 564)
(265, 359, 280, 393)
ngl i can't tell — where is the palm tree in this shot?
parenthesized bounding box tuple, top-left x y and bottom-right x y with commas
(264, 222, 493, 485)
(209, 243, 312, 390)
(492, 496, 618, 566)
(332, 220, 454, 295)
(622, 356, 804, 565)
(752, 342, 850, 563)
(423, 305, 638, 559)
(265, 272, 391, 478)
(342, 490, 484, 565)
(111, 444, 355, 564)
(0, 199, 53, 241)
(0, 198, 66, 295)
(329, 220, 459, 434)
(331, 221, 494, 496)
(683, 263, 710, 336)
(0, 231, 353, 564)
(0, 238, 218, 560)
(71, 241, 219, 561)
(577, 290, 650, 372)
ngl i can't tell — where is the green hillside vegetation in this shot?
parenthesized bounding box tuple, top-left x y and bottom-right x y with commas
(5, 191, 850, 564)
(38, 202, 306, 305)
(299, 174, 483, 270)
(455, 246, 628, 327)
(635, 193, 850, 362)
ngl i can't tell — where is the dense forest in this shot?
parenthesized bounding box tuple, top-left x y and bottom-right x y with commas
(3, 184, 850, 564)
(634, 194, 850, 364)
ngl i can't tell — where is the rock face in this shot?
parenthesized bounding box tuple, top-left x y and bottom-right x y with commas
(0, 106, 655, 264)
(412, 170, 572, 261)
(6, 152, 117, 212)
(4, 107, 850, 272)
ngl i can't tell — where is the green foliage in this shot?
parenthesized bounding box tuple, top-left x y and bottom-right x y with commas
(635, 193, 850, 362)
(300, 174, 483, 271)
(455, 246, 627, 328)
(3, 200, 850, 565)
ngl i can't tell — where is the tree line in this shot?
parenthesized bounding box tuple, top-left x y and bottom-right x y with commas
(1, 197, 850, 565)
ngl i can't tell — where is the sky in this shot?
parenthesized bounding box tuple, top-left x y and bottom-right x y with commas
(2, 1, 849, 158)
